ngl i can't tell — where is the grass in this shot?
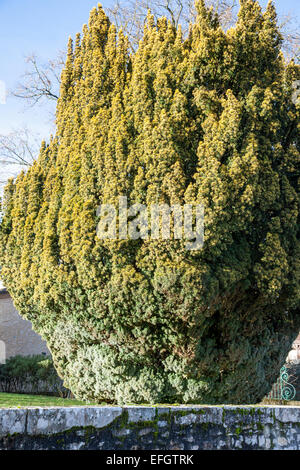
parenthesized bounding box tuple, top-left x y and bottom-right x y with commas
(0, 393, 91, 408)
(0, 393, 299, 409)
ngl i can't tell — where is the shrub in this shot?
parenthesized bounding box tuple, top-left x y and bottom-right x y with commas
(0, 1, 299, 404)
(0, 355, 69, 397)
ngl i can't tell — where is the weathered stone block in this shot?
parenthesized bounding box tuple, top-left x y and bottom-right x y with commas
(125, 406, 156, 423)
(0, 408, 27, 437)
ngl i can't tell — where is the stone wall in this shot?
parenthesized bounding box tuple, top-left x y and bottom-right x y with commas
(0, 291, 49, 362)
(0, 406, 299, 450)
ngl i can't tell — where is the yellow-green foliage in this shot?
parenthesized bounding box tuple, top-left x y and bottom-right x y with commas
(0, 1, 299, 404)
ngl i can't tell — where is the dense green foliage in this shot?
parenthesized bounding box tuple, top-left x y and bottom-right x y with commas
(0, 0, 299, 404)
(0, 355, 67, 396)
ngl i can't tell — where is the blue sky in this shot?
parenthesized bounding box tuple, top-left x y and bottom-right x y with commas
(0, 0, 299, 139)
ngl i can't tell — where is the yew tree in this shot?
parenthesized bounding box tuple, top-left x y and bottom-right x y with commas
(0, 0, 299, 404)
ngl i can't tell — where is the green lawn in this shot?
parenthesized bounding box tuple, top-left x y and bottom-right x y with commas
(0, 393, 299, 408)
(0, 393, 91, 408)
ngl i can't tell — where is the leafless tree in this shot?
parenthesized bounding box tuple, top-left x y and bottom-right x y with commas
(0, 128, 40, 167)
(1, 52, 65, 169)
(105, 0, 237, 49)
(11, 52, 65, 108)
(279, 14, 300, 62)
(105, 0, 299, 60)
(0, 128, 41, 199)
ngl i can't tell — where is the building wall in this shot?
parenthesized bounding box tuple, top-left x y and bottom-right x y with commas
(0, 291, 49, 362)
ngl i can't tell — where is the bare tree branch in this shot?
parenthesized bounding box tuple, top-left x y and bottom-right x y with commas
(105, 0, 237, 49)
(11, 53, 65, 107)
(105, 0, 299, 60)
(279, 13, 300, 61)
(0, 128, 40, 167)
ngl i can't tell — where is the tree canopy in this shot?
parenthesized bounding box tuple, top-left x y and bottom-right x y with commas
(0, 0, 299, 404)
